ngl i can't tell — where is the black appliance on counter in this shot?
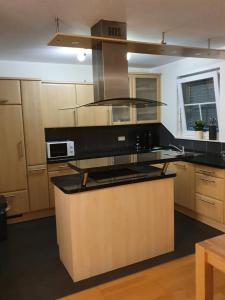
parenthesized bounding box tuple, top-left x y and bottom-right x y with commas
(136, 131, 153, 151)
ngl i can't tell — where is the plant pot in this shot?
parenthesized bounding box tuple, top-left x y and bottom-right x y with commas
(195, 131, 203, 139)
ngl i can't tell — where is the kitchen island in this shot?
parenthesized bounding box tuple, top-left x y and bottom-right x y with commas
(52, 151, 186, 282)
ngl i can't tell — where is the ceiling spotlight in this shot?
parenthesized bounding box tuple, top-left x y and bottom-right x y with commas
(127, 52, 132, 61)
(77, 49, 87, 62)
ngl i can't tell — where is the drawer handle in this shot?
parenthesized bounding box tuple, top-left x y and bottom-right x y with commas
(29, 168, 46, 175)
(200, 178, 215, 183)
(4, 195, 15, 199)
(198, 169, 215, 176)
(174, 164, 186, 169)
(198, 197, 215, 206)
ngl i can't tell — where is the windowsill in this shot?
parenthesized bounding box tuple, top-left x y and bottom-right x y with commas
(175, 135, 220, 143)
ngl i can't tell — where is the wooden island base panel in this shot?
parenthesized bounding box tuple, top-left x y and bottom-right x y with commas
(55, 178, 174, 282)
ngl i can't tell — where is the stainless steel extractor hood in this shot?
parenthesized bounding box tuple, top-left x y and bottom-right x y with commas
(80, 19, 166, 107)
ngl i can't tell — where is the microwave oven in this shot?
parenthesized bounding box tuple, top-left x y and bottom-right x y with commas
(46, 141, 75, 159)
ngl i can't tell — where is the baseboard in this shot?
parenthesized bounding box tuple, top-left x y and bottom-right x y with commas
(175, 204, 225, 233)
(7, 208, 55, 224)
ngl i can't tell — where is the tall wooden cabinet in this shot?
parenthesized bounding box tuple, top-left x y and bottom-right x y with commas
(21, 80, 46, 165)
(170, 162, 195, 211)
(0, 105, 27, 192)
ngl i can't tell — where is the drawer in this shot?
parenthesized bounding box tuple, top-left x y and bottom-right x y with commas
(196, 193, 223, 223)
(47, 162, 74, 172)
(3, 190, 29, 216)
(195, 173, 224, 200)
(0, 80, 21, 104)
(28, 165, 49, 212)
(195, 165, 224, 179)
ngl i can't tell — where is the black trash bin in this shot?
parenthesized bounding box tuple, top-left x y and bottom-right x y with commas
(0, 196, 8, 241)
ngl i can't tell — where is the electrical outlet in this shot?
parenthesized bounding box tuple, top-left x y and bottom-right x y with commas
(118, 136, 126, 142)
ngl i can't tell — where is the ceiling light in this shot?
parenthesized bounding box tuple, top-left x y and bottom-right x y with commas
(127, 52, 132, 61)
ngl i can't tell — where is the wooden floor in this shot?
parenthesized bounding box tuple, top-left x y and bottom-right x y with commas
(61, 255, 225, 300)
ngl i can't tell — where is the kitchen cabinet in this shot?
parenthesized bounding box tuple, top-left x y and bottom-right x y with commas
(27, 165, 49, 211)
(129, 74, 161, 124)
(0, 80, 21, 104)
(0, 105, 27, 193)
(75, 84, 109, 126)
(196, 193, 223, 223)
(41, 83, 76, 128)
(171, 162, 195, 210)
(48, 162, 77, 208)
(3, 190, 29, 217)
(21, 80, 46, 165)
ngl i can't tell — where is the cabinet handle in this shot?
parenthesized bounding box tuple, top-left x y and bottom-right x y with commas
(198, 169, 215, 176)
(29, 168, 46, 175)
(58, 165, 69, 169)
(4, 195, 15, 199)
(0, 99, 9, 104)
(74, 109, 77, 126)
(174, 164, 186, 169)
(198, 197, 215, 206)
(58, 107, 76, 110)
(200, 177, 215, 183)
(17, 141, 24, 158)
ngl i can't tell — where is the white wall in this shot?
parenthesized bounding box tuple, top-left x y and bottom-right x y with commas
(0, 60, 150, 83)
(151, 57, 225, 142)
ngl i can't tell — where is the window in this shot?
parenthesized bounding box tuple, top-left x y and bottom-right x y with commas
(177, 71, 220, 136)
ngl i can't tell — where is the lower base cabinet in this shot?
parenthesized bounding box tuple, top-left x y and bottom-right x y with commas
(3, 190, 29, 217)
(28, 165, 49, 211)
(195, 193, 223, 223)
(48, 163, 77, 208)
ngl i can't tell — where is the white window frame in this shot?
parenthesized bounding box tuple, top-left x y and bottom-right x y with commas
(177, 71, 220, 138)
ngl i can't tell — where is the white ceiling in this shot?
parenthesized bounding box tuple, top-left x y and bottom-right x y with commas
(1, 0, 225, 67)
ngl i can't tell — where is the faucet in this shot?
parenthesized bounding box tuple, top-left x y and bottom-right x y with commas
(169, 144, 185, 155)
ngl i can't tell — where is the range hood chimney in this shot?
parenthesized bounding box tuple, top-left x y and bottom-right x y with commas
(91, 20, 129, 101)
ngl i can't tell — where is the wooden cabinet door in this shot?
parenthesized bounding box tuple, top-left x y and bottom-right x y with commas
(28, 165, 49, 211)
(0, 80, 21, 104)
(41, 83, 76, 128)
(173, 162, 195, 210)
(21, 81, 46, 165)
(3, 190, 29, 216)
(76, 84, 109, 126)
(129, 74, 161, 124)
(0, 105, 27, 193)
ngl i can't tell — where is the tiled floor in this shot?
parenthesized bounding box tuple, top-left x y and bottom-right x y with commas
(0, 212, 222, 300)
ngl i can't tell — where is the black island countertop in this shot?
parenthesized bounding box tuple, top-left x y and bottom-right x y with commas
(51, 149, 190, 194)
(51, 165, 176, 194)
(51, 149, 225, 194)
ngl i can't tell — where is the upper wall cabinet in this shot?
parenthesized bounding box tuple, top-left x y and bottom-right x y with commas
(129, 74, 161, 124)
(0, 80, 21, 105)
(22, 81, 46, 166)
(41, 83, 76, 128)
(76, 84, 109, 126)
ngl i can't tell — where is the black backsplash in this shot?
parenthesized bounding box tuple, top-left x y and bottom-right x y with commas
(45, 123, 224, 160)
(45, 123, 161, 159)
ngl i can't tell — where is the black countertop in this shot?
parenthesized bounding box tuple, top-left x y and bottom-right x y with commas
(51, 165, 176, 194)
(185, 152, 225, 169)
(68, 149, 192, 173)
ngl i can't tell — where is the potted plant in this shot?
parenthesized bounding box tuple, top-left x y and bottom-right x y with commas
(194, 120, 205, 139)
